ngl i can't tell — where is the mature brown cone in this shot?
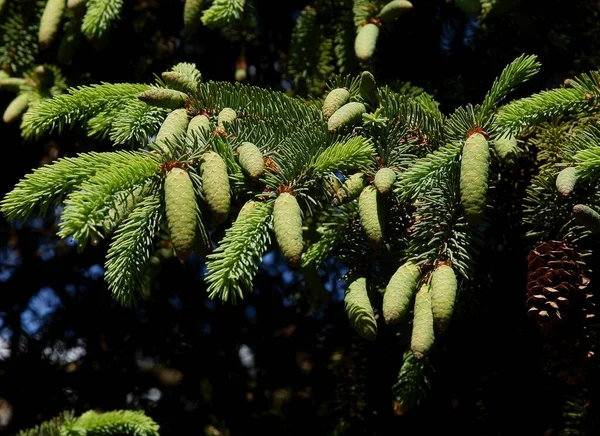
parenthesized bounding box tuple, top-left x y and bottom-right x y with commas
(526, 240, 596, 383)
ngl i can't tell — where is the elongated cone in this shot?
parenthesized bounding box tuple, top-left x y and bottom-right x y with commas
(328, 102, 366, 132)
(383, 261, 421, 324)
(162, 71, 197, 94)
(156, 109, 189, 154)
(0, 77, 24, 92)
(3, 93, 30, 123)
(39, 0, 66, 48)
(430, 264, 458, 331)
(358, 185, 384, 247)
(460, 133, 489, 226)
(355, 23, 379, 62)
(67, 0, 86, 9)
(200, 151, 231, 224)
(411, 282, 434, 359)
(494, 135, 519, 167)
(187, 114, 211, 143)
(237, 142, 265, 180)
(184, 0, 204, 32)
(334, 173, 367, 205)
(322, 88, 350, 119)
(165, 167, 197, 262)
(378, 0, 413, 22)
(573, 204, 600, 234)
(359, 71, 378, 109)
(556, 167, 578, 197)
(273, 192, 304, 268)
(218, 107, 237, 127)
(374, 168, 396, 194)
(344, 276, 377, 341)
(138, 88, 189, 109)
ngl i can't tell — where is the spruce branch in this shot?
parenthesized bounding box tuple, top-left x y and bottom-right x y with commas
(575, 145, 600, 183)
(1, 151, 150, 219)
(62, 409, 159, 436)
(205, 201, 273, 303)
(81, 0, 124, 40)
(0, 1, 42, 74)
(312, 136, 376, 174)
(21, 83, 151, 139)
(396, 141, 462, 200)
(17, 411, 73, 436)
(109, 99, 169, 147)
(58, 152, 159, 248)
(104, 190, 163, 306)
(201, 0, 244, 29)
(392, 349, 432, 415)
(478, 54, 540, 121)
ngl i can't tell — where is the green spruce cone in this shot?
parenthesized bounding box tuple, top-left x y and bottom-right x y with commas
(273, 192, 304, 268)
(333, 173, 367, 205)
(165, 167, 197, 262)
(383, 261, 421, 324)
(430, 264, 458, 332)
(344, 276, 377, 341)
(378, 0, 413, 22)
(0, 0, 5, 14)
(327, 102, 366, 132)
(217, 107, 237, 127)
(162, 71, 198, 94)
(354, 23, 379, 62)
(237, 142, 265, 180)
(494, 135, 519, 166)
(374, 167, 396, 194)
(573, 204, 600, 234)
(358, 185, 384, 247)
(235, 68, 247, 82)
(322, 88, 350, 119)
(156, 109, 189, 154)
(187, 114, 211, 142)
(359, 71, 379, 109)
(0, 78, 24, 92)
(184, 0, 205, 32)
(556, 167, 578, 197)
(67, 0, 86, 9)
(411, 282, 435, 359)
(200, 151, 231, 224)
(3, 93, 30, 123)
(39, 0, 66, 48)
(460, 133, 489, 226)
(138, 88, 189, 109)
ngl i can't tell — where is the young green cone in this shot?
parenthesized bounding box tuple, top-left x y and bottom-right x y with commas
(430, 264, 458, 331)
(333, 173, 368, 205)
(358, 185, 384, 247)
(494, 135, 519, 166)
(322, 88, 350, 119)
(237, 142, 265, 180)
(200, 151, 231, 224)
(374, 168, 396, 194)
(556, 167, 578, 197)
(378, 0, 413, 22)
(355, 23, 380, 62)
(411, 282, 434, 359)
(273, 192, 304, 268)
(162, 71, 198, 94)
(359, 71, 379, 109)
(383, 261, 421, 324)
(3, 93, 30, 123)
(327, 102, 366, 132)
(187, 114, 211, 143)
(138, 88, 189, 109)
(156, 109, 189, 154)
(218, 107, 237, 127)
(184, 0, 205, 32)
(0, 78, 25, 92)
(344, 276, 377, 341)
(460, 133, 489, 226)
(573, 204, 600, 234)
(39, 0, 66, 48)
(164, 167, 197, 262)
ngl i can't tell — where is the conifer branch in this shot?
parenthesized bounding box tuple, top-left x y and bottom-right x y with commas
(574, 146, 600, 183)
(392, 350, 431, 415)
(201, 0, 245, 29)
(58, 152, 159, 247)
(478, 54, 540, 120)
(1, 151, 149, 219)
(312, 136, 376, 174)
(0, 1, 42, 74)
(396, 142, 462, 200)
(17, 411, 72, 436)
(104, 190, 163, 306)
(62, 409, 159, 436)
(21, 83, 152, 139)
(205, 201, 273, 303)
(109, 100, 169, 146)
(81, 0, 124, 40)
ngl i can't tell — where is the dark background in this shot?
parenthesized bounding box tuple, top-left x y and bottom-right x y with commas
(1, 0, 600, 434)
